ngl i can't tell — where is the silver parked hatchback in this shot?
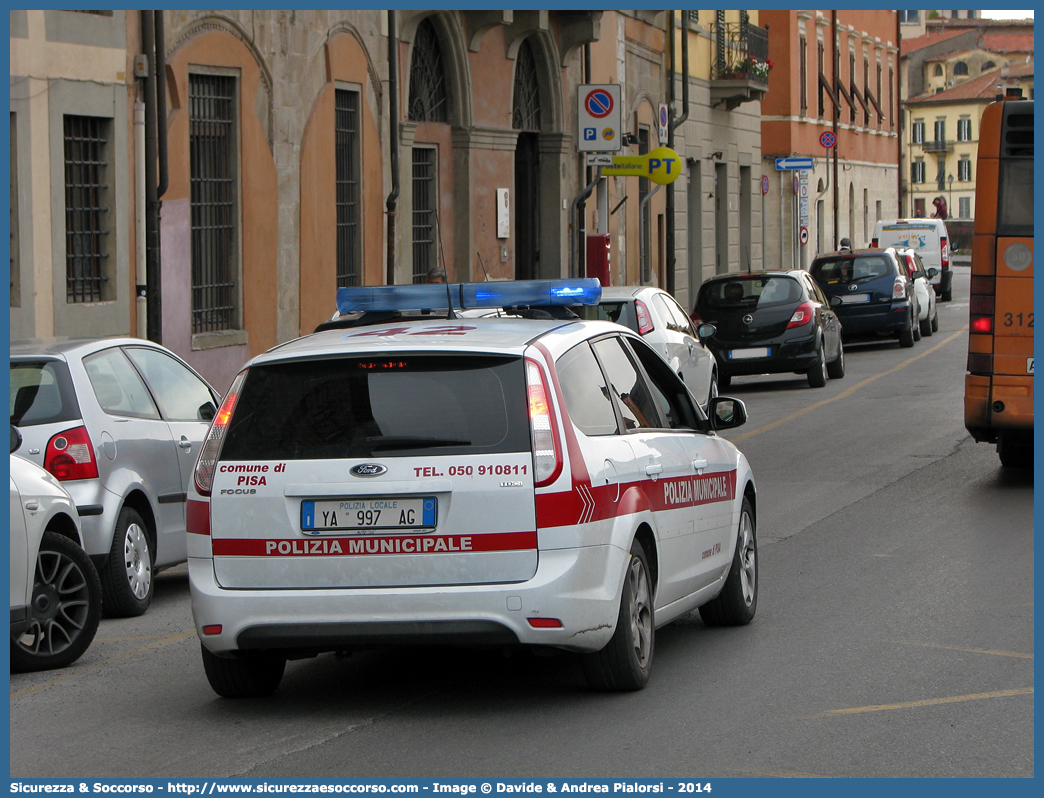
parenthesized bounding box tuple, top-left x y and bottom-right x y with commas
(10, 338, 219, 617)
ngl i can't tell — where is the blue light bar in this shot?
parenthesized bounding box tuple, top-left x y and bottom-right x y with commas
(336, 279, 602, 315)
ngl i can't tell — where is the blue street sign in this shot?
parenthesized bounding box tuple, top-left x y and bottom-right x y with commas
(775, 157, 815, 171)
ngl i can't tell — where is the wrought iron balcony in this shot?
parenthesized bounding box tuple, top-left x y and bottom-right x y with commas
(710, 21, 770, 110)
(920, 139, 954, 153)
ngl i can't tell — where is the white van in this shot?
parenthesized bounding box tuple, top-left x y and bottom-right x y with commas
(871, 218, 953, 301)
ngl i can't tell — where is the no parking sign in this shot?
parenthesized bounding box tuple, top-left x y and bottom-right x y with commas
(578, 84, 622, 152)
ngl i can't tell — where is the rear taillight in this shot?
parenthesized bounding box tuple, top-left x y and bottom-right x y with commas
(634, 300, 654, 335)
(690, 311, 703, 326)
(44, 426, 99, 481)
(893, 278, 906, 299)
(193, 369, 248, 497)
(787, 302, 813, 329)
(525, 358, 562, 487)
(941, 237, 949, 268)
(970, 294, 995, 334)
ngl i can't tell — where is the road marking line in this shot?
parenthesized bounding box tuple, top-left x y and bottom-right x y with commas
(10, 630, 195, 700)
(887, 639, 1033, 659)
(731, 326, 968, 442)
(799, 687, 1032, 719)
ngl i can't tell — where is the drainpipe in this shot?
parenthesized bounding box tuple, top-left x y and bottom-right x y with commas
(896, 13, 902, 217)
(155, 12, 168, 200)
(141, 11, 161, 343)
(831, 10, 839, 249)
(386, 10, 400, 285)
(134, 100, 146, 339)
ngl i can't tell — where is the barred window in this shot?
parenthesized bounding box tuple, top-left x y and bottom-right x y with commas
(64, 115, 110, 304)
(335, 88, 361, 288)
(189, 73, 238, 334)
(512, 38, 541, 132)
(408, 19, 448, 123)
(412, 148, 437, 284)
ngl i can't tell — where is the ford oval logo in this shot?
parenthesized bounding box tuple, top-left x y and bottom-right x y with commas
(350, 463, 387, 478)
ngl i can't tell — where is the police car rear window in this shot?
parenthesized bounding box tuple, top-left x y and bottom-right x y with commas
(219, 355, 530, 460)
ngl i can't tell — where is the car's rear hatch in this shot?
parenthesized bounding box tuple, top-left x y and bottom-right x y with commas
(209, 352, 537, 589)
(696, 276, 801, 342)
(811, 255, 898, 316)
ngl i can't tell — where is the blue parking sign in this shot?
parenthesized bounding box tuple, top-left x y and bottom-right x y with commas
(584, 128, 596, 141)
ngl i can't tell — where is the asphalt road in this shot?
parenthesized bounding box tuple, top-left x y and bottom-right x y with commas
(9, 265, 1034, 779)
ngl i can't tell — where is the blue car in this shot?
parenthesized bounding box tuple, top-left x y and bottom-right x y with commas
(809, 248, 917, 348)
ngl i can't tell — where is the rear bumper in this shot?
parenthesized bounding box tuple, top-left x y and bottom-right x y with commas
(711, 332, 819, 377)
(836, 302, 911, 336)
(189, 543, 629, 656)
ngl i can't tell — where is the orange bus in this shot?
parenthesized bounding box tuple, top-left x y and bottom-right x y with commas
(965, 90, 1033, 468)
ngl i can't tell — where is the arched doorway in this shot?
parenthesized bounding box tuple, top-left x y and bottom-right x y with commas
(512, 37, 541, 280)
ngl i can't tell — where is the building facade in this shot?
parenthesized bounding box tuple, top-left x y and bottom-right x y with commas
(10, 9, 765, 391)
(759, 10, 901, 269)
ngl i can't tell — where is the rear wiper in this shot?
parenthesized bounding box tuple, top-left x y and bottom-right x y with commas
(365, 436, 471, 450)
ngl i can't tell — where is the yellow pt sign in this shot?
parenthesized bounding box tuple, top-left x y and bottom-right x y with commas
(601, 147, 683, 185)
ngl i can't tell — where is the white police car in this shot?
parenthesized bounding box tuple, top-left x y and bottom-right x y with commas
(188, 280, 758, 697)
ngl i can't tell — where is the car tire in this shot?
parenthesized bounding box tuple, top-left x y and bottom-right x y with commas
(931, 309, 940, 333)
(997, 432, 1033, 469)
(826, 338, 845, 379)
(581, 538, 654, 691)
(718, 372, 731, 390)
(807, 344, 828, 388)
(920, 314, 933, 337)
(699, 497, 758, 627)
(11, 532, 102, 673)
(101, 506, 154, 618)
(898, 314, 916, 348)
(913, 318, 922, 341)
(201, 644, 287, 698)
(942, 284, 953, 302)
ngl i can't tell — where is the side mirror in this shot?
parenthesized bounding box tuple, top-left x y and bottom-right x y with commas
(927, 267, 939, 278)
(830, 295, 843, 307)
(199, 402, 217, 422)
(10, 424, 22, 454)
(708, 396, 747, 431)
(696, 322, 716, 341)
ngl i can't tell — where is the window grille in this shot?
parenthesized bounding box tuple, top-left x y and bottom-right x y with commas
(512, 39, 541, 131)
(408, 19, 448, 123)
(64, 115, 109, 304)
(412, 148, 437, 283)
(189, 73, 237, 333)
(335, 89, 361, 288)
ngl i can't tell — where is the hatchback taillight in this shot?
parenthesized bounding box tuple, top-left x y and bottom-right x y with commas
(525, 358, 562, 487)
(893, 278, 906, 299)
(634, 300, 655, 335)
(44, 426, 99, 481)
(193, 369, 248, 497)
(787, 302, 813, 329)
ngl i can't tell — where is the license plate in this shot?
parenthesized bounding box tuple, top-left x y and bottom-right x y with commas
(1028, 357, 1034, 375)
(840, 294, 870, 304)
(730, 347, 770, 360)
(301, 497, 437, 533)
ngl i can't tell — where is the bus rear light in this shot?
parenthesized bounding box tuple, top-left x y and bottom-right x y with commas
(786, 302, 813, 329)
(970, 276, 996, 295)
(967, 353, 994, 373)
(193, 369, 248, 497)
(969, 295, 995, 315)
(525, 358, 563, 487)
(44, 426, 99, 481)
(634, 300, 655, 335)
(971, 316, 993, 334)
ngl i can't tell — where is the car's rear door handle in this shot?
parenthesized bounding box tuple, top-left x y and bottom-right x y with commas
(178, 436, 193, 449)
(692, 458, 708, 472)
(645, 463, 663, 476)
